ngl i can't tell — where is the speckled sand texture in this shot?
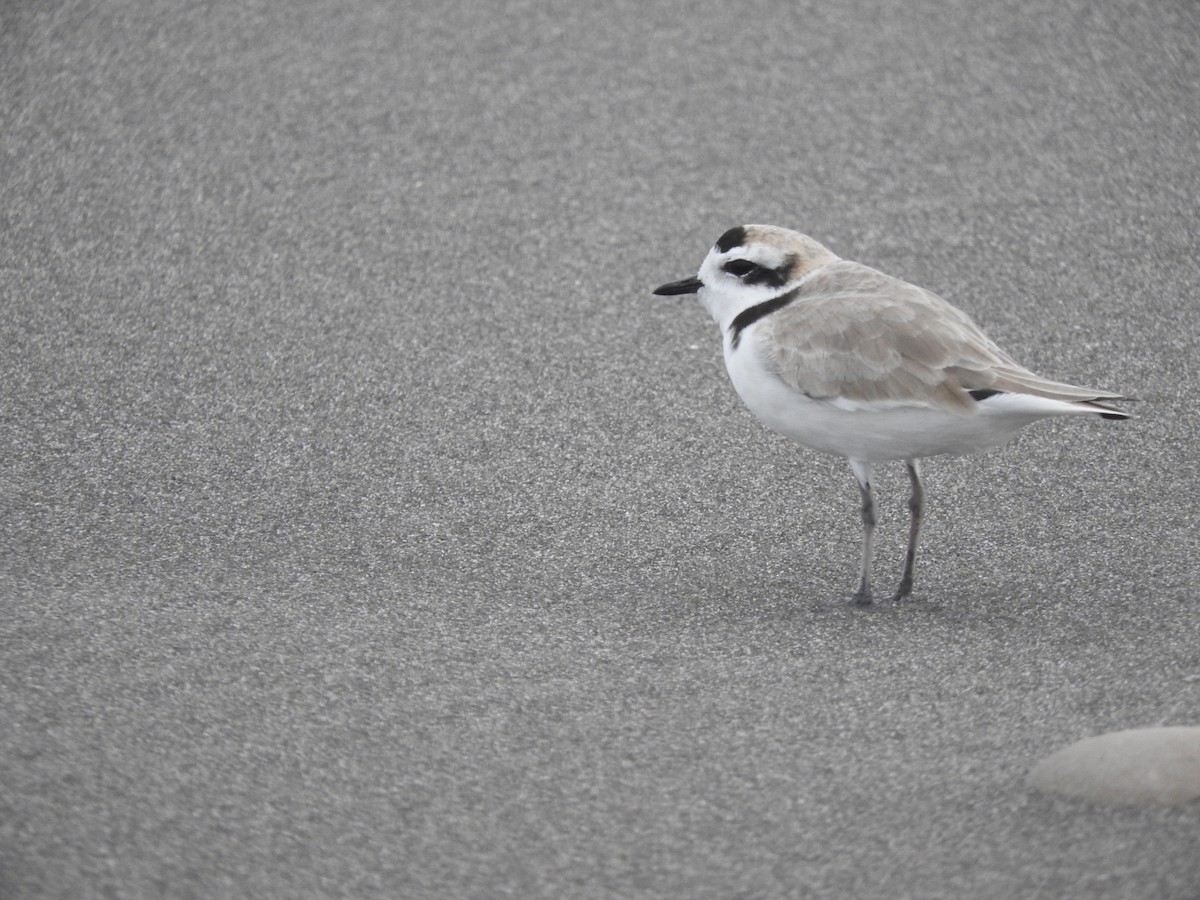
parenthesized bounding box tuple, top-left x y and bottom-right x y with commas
(3, 1, 1199, 898)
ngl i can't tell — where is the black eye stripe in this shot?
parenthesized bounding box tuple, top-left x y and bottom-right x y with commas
(743, 265, 789, 288)
(723, 259, 757, 277)
(721, 254, 793, 288)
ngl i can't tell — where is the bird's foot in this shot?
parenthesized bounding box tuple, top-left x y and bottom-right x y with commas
(849, 587, 874, 606)
(889, 577, 914, 603)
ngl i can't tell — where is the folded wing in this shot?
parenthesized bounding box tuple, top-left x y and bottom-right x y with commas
(758, 261, 1126, 414)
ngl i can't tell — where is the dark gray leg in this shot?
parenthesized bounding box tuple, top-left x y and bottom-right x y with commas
(849, 461, 875, 605)
(891, 460, 924, 601)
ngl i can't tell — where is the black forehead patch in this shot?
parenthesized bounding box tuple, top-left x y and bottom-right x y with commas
(714, 226, 747, 254)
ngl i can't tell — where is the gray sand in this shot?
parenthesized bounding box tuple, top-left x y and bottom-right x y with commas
(3, 1, 1198, 897)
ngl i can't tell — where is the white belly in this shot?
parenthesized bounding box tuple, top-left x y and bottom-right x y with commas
(723, 339, 1041, 463)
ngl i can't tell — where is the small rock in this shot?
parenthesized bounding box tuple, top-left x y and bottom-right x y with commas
(1028, 726, 1200, 806)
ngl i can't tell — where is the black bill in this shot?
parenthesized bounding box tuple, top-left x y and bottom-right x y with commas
(652, 276, 703, 296)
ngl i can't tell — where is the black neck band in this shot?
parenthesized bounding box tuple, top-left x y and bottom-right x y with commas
(729, 288, 800, 348)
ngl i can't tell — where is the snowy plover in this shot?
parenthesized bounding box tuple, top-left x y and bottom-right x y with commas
(653, 225, 1129, 605)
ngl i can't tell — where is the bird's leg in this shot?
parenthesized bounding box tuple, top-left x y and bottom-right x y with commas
(892, 459, 924, 601)
(849, 461, 875, 605)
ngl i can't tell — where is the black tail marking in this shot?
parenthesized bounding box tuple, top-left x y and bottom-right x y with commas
(969, 388, 1127, 419)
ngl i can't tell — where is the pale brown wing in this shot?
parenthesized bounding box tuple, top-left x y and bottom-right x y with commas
(758, 261, 1122, 410)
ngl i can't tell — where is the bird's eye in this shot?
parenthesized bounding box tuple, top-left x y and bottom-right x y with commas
(723, 259, 757, 277)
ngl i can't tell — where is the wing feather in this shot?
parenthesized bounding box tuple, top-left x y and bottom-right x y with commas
(757, 261, 1123, 411)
